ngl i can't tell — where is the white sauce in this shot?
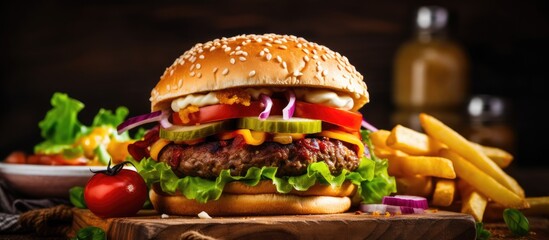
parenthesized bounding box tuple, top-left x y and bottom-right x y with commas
(294, 88, 354, 110)
(170, 88, 355, 112)
(171, 92, 219, 112)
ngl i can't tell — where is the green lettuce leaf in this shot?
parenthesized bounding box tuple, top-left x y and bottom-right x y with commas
(34, 92, 86, 154)
(33, 92, 138, 161)
(137, 152, 391, 204)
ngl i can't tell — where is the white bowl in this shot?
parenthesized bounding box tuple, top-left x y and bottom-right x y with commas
(0, 162, 128, 199)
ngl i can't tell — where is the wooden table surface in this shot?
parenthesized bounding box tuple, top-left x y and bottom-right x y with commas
(66, 208, 549, 240)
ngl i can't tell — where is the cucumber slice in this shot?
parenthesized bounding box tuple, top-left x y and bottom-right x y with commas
(238, 116, 321, 134)
(160, 121, 233, 141)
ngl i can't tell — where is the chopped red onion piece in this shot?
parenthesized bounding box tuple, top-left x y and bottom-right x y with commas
(360, 203, 425, 215)
(283, 90, 296, 120)
(382, 195, 429, 209)
(361, 119, 378, 132)
(258, 94, 273, 120)
(117, 110, 162, 134)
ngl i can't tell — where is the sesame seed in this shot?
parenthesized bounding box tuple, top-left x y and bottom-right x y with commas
(213, 67, 218, 73)
(224, 47, 231, 52)
(190, 71, 196, 77)
(264, 42, 272, 47)
(222, 68, 229, 75)
(209, 46, 216, 52)
(317, 65, 323, 72)
(297, 43, 302, 48)
(282, 61, 287, 69)
(249, 70, 256, 77)
(190, 64, 195, 71)
(178, 79, 183, 88)
(256, 38, 263, 43)
(293, 70, 302, 77)
(274, 40, 282, 44)
(239, 56, 246, 61)
(278, 45, 288, 50)
(230, 58, 235, 64)
(263, 48, 270, 53)
(230, 51, 235, 56)
(266, 53, 272, 61)
(303, 56, 309, 62)
(196, 63, 201, 69)
(169, 69, 174, 76)
(312, 55, 319, 60)
(242, 51, 248, 56)
(260, 50, 265, 57)
(235, 46, 241, 51)
(321, 55, 328, 61)
(322, 69, 328, 76)
(199, 55, 205, 59)
(276, 56, 282, 63)
(302, 48, 310, 54)
(197, 73, 202, 78)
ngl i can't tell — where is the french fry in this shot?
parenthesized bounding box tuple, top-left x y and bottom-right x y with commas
(369, 130, 408, 158)
(439, 149, 528, 209)
(432, 179, 456, 207)
(458, 179, 488, 222)
(387, 155, 456, 179)
(419, 113, 525, 197)
(395, 175, 433, 197)
(484, 196, 549, 221)
(386, 124, 446, 156)
(470, 142, 513, 168)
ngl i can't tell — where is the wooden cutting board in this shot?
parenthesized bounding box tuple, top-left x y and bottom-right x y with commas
(70, 208, 476, 240)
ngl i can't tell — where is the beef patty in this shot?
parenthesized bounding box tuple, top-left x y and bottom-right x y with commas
(158, 135, 360, 179)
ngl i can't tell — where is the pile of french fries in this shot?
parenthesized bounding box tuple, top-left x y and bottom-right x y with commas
(370, 113, 530, 222)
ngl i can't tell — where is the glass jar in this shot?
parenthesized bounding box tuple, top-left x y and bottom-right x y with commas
(393, 6, 469, 110)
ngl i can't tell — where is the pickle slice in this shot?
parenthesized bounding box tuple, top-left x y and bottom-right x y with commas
(160, 120, 233, 141)
(238, 116, 321, 134)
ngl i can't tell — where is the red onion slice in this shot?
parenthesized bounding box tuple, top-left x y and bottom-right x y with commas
(117, 110, 163, 134)
(360, 204, 425, 215)
(258, 94, 273, 120)
(282, 90, 296, 120)
(361, 119, 378, 132)
(159, 111, 173, 129)
(382, 195, 429, 210)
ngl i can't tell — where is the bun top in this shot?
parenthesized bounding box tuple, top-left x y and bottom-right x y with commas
(150, 34, 369, 111)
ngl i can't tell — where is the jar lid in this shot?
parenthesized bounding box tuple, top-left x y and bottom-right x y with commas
(416, 6, 448, 31)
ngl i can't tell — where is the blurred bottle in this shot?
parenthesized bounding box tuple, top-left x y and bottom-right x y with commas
(465, 95, 515, 154)
(393, 6, 469, 111)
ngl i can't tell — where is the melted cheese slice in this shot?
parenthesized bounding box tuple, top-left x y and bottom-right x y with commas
(317, 130, 364, 157)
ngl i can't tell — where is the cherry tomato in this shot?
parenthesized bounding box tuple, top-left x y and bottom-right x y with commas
(84, 161, 148, 218)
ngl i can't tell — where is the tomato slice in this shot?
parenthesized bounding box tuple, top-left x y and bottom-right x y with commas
(26, 154, 89, 166)
(172, 99, 362, 131)
(293, 101, 362, 131)
(173, 99, 285, 125)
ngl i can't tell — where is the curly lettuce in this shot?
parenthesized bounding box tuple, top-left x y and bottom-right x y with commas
(33, 92, 135, 163)
(136, 145, 396, 204)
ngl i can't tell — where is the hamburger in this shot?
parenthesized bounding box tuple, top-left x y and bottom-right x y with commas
(118, 33, 395, 216)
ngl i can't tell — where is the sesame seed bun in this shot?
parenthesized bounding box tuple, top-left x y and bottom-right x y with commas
(150, 182, 354, 216)
(150, 33, 369, 112)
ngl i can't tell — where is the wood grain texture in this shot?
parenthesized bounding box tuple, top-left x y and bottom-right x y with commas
(71, 209, 476, 240)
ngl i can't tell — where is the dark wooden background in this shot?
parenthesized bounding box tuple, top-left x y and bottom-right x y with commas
(1, 1, 548, 178)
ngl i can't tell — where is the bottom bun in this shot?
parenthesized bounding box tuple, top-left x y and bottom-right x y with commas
(150, 184, 352, 216)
